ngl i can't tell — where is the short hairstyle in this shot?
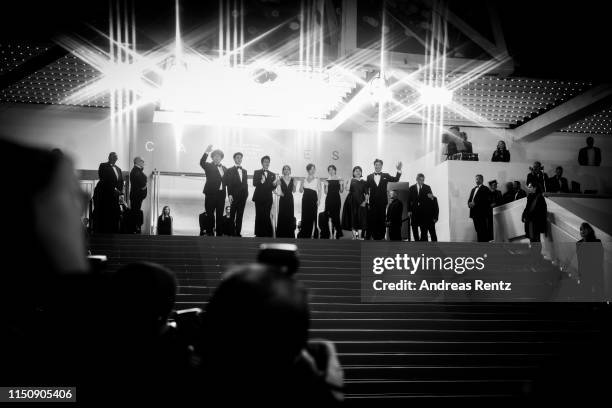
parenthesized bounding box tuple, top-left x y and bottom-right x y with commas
(133, 156, 143, 164)
(261, 155, 271, 164)
(233, 152, 243, 159)
(416, 173, 425, 179)
(475, 174, 483, 180)
(306, 163, 315, 172)
(488, 179, 498, 186)
(282, 165, 291, 173)
(556, 166, 563, 171)
(513, 180, 521, 186)
(108, 151, 117, 159)
(327, 164, 337, 172)
(450, 125, 460, 131)
(373, 159, 383, 166)
(533, 161, 542, 167)
(352, 166, 363, 176)
(586, 136, 594, 145)
(211, 149, 224, 159)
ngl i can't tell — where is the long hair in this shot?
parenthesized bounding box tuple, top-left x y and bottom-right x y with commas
(580, 222, 597, 241)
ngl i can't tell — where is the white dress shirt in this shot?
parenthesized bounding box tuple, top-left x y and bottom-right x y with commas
(217, 165, 224, 190)
(374, 173, 381, 186)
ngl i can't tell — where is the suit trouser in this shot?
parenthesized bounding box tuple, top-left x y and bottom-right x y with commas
(230, 195, 247, 236)
(130, 193, 145, 232)
(388, 226, 402, 241)
(410, 217, 420, 241)
(419, 221, 437, 242)
(370, 203, 387, 240)
(254, 200, 273, 237)
(205, 190, 226, 236)
(472, 216, 489, 242)
(130, 193, 145, 211)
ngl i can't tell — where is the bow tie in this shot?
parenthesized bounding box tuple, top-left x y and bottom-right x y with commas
(217, 165, 222, 168)
(236, 166, 241, 169)
(374, 173, 381, 176)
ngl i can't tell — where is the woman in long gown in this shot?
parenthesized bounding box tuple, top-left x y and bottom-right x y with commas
(341, 166, 368, 240)
(298, 164, 320, 238)
(275, 165, 296, 238)
(324, 165, 344, 239)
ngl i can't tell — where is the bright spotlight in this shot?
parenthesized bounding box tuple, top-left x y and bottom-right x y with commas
(418, 85, 453, 106)
(368, 73, 391, 104)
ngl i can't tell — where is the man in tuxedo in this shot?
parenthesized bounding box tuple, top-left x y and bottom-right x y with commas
(578, 136, 601, 166)
(200, 145, 228, 236)
(366, 159, 402, 240)
(252, 155, 276, 237)
(548, 166, 569, 193)
(408, 173, 436, 241)
(129, 157, 147, 233)
(226, 152, 249, 237)
(513, 181, 527, 201)
(386, 190, 403, 241)
(487, 180, 503, 241)
(468, 174, 490, 242)
(93, 152, 124, 233)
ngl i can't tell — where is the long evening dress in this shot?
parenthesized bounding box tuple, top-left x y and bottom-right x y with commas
(341, 178, 367, 230)
(298, 177, 319, 238)
(325, 179, 343, 239)
(276, 178, 295, 238)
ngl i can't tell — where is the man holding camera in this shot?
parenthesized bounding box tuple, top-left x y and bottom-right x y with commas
(526, 161, 548, 193)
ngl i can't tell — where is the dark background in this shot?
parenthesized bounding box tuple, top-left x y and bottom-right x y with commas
(0, 0, 610, 80)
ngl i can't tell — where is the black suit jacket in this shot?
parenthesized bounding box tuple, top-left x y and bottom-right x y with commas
(514, 189, 527, 201)
(129, 166, 147, 199)
(252, 169, 276, 203)
(366, 172, 401, 207)
(526, 171, 548, 191)
(502, 191, 515, 205)
(578, 146, 601, 166)
(386, 198, 403, 226)
(548, 175, 569, 193)
(200, 152, 228, 195)
(226, 166, 249, 200)
(408, 183, 433, 220)
(468, 185, 490, 219)
(98, 162, 123, 194)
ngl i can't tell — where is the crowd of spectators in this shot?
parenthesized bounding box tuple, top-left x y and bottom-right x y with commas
(0, 139, 343, 406)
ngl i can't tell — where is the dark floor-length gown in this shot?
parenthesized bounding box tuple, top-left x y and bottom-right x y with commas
(341, 178, 367, 231)
(276, 178, 295, 238)
(325, 179, 343, 239)
(298, 181, 318, 239)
